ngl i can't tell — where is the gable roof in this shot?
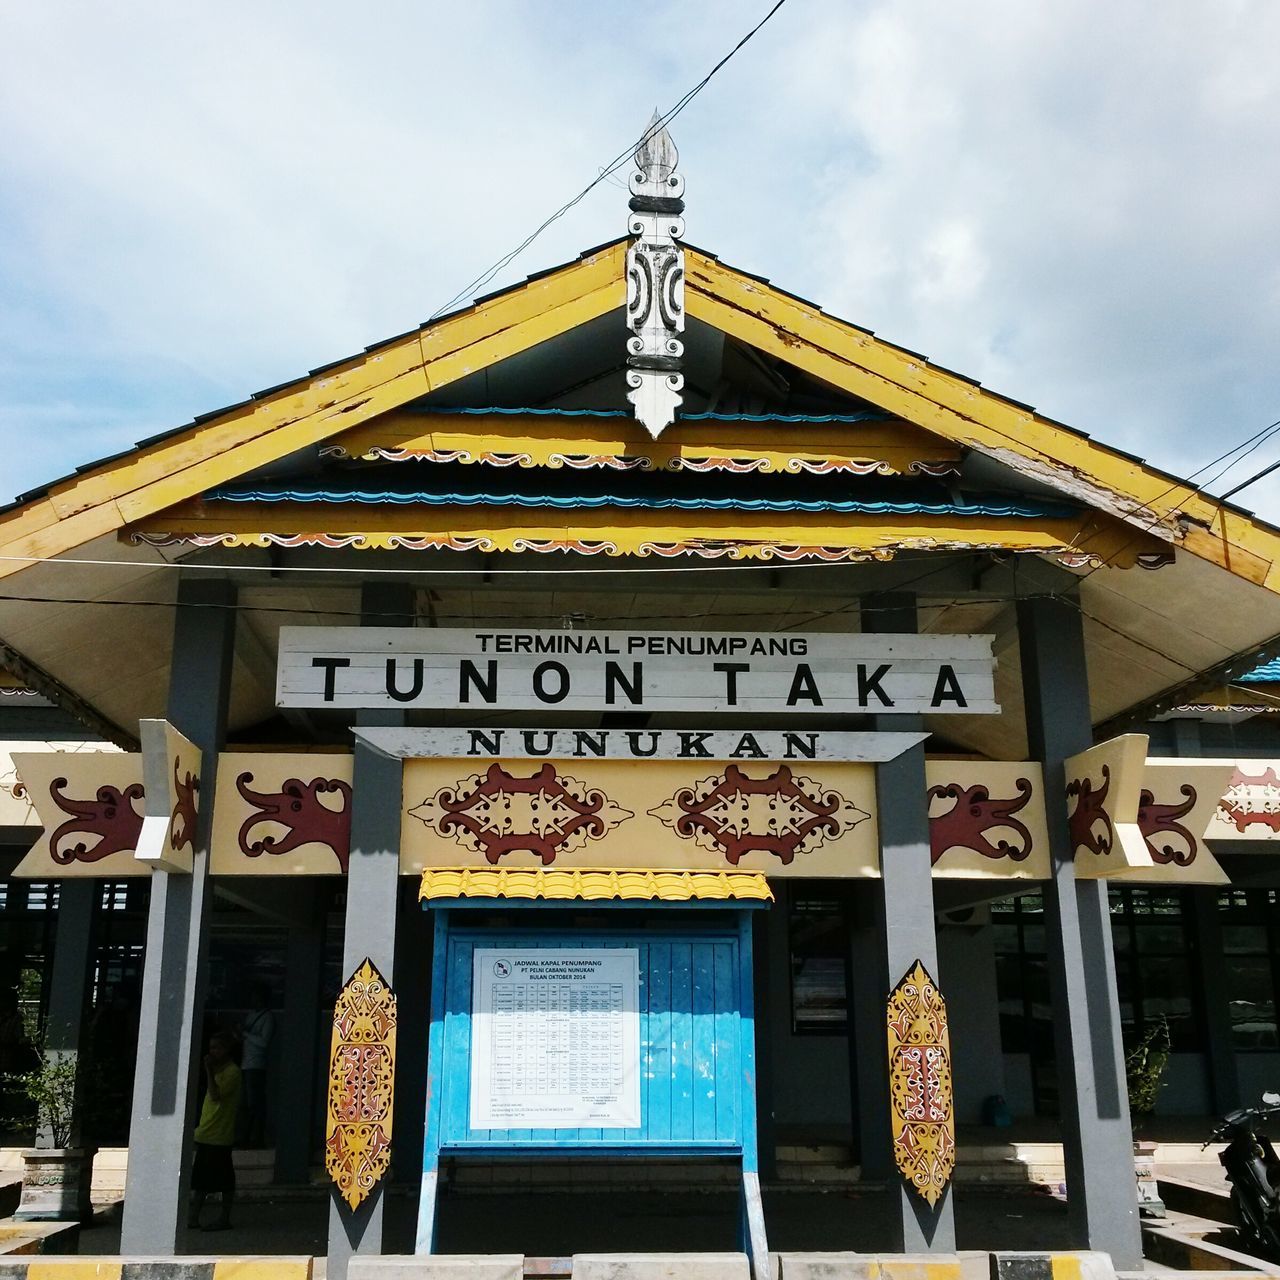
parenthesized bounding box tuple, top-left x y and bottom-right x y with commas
(0, 237, 1277, 596)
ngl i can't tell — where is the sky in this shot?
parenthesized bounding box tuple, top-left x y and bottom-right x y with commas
(2, 0, 1279, 521)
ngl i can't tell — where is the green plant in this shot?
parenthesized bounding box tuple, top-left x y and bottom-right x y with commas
(2, 971, 83, 1148)
(7, 1053, 80, 1148)
(1125, 1015, 1171, 1118)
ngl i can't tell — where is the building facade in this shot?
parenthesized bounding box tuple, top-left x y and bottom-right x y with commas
(2, 131, 1280, 1275)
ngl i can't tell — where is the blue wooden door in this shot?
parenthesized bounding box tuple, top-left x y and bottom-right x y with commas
(437, 928, 747, 1155)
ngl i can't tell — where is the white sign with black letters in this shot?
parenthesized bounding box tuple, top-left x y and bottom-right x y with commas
(277, 626, 999, 715)
(470, 948, 641, 1130)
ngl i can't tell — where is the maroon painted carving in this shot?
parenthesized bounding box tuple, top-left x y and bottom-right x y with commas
(927, 779, 1034, 865)
(48, 777, 145, 863)
(236, 772, 353, 872)
(1066, 765, 1113, 857)
(662, 764, 847, 866)
(168, 757, 199, 853)
(1220, 767, 1280, 834)
(428, 762, 618, 866)
(1137, 784, 1198, 865)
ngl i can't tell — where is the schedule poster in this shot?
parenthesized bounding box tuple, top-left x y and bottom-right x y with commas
(469, 948, 641, 1130)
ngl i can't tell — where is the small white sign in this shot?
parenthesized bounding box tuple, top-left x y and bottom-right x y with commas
(470, 948, 641, 1130)
(278, 626, 998, 715)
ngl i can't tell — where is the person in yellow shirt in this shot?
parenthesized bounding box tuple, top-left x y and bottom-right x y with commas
(188, 1032, 241, 1231)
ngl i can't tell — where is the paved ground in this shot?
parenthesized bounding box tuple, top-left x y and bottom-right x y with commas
(77, 1183, 1074, 1258)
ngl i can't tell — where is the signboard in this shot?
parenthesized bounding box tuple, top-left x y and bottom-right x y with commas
(356, 726, 926, 762)
(399, 756, 880, 877)
(278, 626, 998, 715)
(469, 948, 640, 1129)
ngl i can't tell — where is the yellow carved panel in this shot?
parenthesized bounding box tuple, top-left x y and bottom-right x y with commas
(887, 960, 954, 1207)
(326, 958, 397, 1212)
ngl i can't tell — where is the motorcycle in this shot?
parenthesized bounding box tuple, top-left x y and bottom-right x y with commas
(1210, 1091, 1280, 1261)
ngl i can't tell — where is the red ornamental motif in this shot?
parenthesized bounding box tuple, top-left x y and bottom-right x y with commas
(168, 757, 199, 853)
(1137, 784, 1199, 866)
(48, 777, 145, 864)
(1220, 767, 1280, 834)
(236, 772, 352, 872)
(927, 779, 1034, 865)
(654, 764, 860, 866)
(330, 1045, 394, 1122)
(411, 763, 630, 866)
(1066, 765, 1114, 857)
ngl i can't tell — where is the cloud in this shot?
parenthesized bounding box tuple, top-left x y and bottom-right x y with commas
(0, 0, 1277, 520)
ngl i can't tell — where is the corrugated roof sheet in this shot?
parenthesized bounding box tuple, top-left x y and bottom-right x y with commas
(418, 868, 773, 903)
(1238, 657, 1280, 683)
(207, 478, 1077, 520)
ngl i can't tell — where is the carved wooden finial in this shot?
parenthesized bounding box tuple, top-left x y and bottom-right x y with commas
(625, 113, 685, 439)
(634, 109, 680, 188)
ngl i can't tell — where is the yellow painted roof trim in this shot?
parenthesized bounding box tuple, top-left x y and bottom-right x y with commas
(418, 867, 774, 903)
(125, 506, 1160, 567)
(0, 243, 626, 583)
(685, 249, 1280, 592)
(324, 410, 961, 474)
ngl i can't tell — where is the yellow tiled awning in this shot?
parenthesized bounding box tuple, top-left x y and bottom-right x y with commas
(418, 868, 773, 904)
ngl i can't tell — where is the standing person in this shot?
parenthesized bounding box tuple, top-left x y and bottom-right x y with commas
(188, 1032, 241, 1231)
(240, 983, 275, 1147)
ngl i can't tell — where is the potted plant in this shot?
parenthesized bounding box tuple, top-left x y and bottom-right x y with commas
(1125, 1015, 1171, 1217)
(2, 983, 95, 1223)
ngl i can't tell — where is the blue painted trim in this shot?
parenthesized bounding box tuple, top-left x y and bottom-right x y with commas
(418, 907, 769, 1259)
(415, 907, 450, 1254)
(208, 485, 1073, 519)
(1239, 657, 1280, 683)
(406, 406, 887, 424)
(737, 911, 760, 1178)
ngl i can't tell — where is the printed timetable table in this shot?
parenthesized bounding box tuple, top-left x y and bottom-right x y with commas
(470, 948, 640, 1129)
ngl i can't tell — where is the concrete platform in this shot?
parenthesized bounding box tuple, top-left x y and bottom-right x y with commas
(349, 1259, 523, 1280)
(572, 1256, 750, 1280)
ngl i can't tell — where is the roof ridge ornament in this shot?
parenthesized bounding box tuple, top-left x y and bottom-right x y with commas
(625, 111, 685, 439)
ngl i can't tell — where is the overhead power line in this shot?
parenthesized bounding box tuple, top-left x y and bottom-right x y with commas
(427, 0, 791, 321)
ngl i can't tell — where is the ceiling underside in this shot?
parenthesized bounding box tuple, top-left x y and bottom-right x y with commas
(0, 533, 1274, 760)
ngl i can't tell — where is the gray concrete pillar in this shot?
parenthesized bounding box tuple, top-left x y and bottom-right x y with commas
(38, 880, 96, 1148)
(327, 581, 413, 1280)
(863, 594, 956, 1250)
(1018, 589, 1142, 1269)
(121, 576, 236, 1253)
(274, 884, 326, 1184)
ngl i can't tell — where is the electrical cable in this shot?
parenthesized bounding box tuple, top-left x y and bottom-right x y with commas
(426, 0, 790, 322)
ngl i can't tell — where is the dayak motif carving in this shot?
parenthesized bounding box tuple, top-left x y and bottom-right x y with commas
(926, 779, 1034, 865)
(1137, 783, 1198, 865)
(648, 765, 869, 866)
(326, 958, 397, 1212)
(1219, 767, 1280, 834)
(886, 960, 955, 1207)
(407, 763, 633, 865)
(169, 757, 199, 854)
(625, 112, 685, 438)
(48, 777, 145, 864)
(235, 772, 353, 872)
(1066, 765, 1114, 857)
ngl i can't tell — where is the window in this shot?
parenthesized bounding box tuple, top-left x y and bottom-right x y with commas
(1109, 888, 1202, 1053)
(992, 886, 1205, 1114)
(1219, 889, 1280, 1050)
(788, 888, 848, 1033)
